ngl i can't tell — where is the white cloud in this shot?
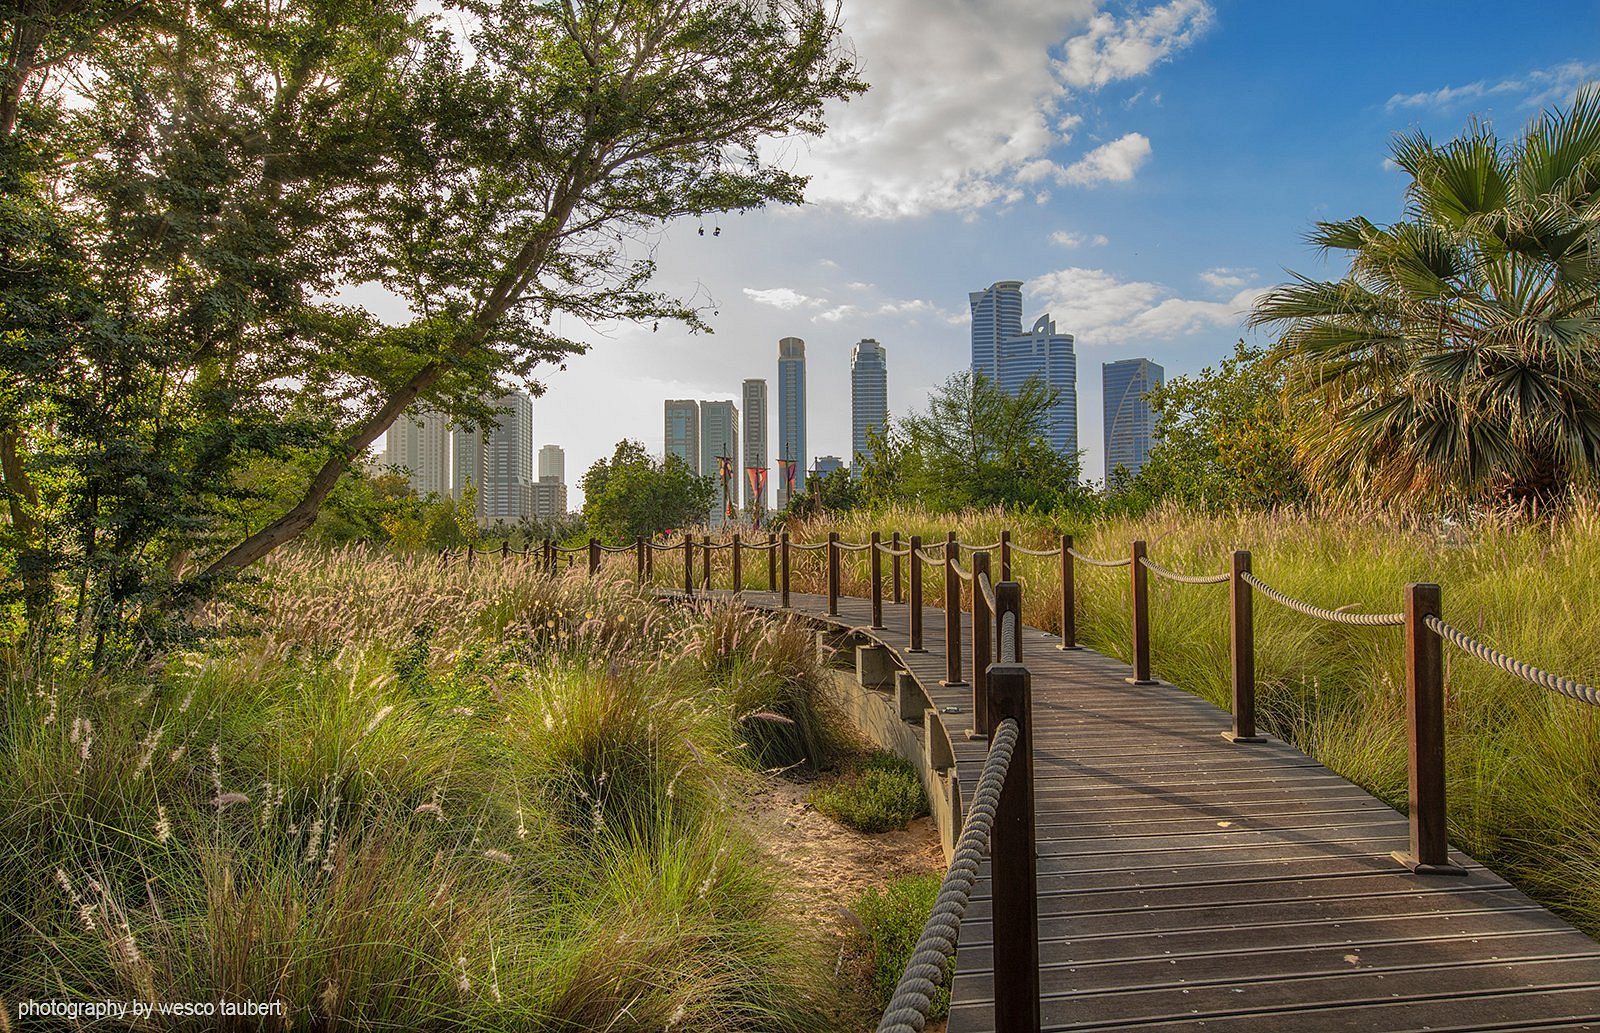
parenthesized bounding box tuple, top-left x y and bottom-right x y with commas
(1058, 0, 1215, 90)
(742, 287, 817, 310)
(776, 1, 1209, 218)
(1026, 266, 1262, 345)
(1058, 132, 1151, 185)
(1385, 60, 1600, 113)
(1050, 229, 1109, 248)
(1198, 267, 1251, 289)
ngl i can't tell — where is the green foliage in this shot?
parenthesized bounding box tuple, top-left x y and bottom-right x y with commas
(808, 752, 928, 833)
(859, 371, 1090, 513)
(1112, 342, 1308, 513)
(581, 439, 716, 540)
(780, 466, 862, 520)
(853, 873, 948, 1017)
(1253, 87, 1600, 509)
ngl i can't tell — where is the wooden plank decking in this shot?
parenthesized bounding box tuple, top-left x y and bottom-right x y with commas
(720, 588, 1600, 1032)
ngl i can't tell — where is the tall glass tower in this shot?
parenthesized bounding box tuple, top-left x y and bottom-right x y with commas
(700, 400, 739, 527)
(742, 379, 768, 512)
(1103, 358, 1164, 483)
(970, 281, 1078, 458)
(850, 339, 887, 477)
(663, 400, 700, 474)
(384, 406, 451, 498)
(777, 337, 807, 507)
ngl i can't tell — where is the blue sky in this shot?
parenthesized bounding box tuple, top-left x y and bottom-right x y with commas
(523, 0, 1600, 503)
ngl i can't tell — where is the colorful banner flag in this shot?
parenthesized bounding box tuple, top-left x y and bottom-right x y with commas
(746, 466, 768, 499)
(716, 455, 733, 479)
(777, 458, 796, 492)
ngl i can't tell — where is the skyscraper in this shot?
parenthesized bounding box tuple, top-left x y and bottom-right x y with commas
(664, 400, 700, 474)
(538, 444, 565, 484)
(969, 280, 1078, 458)
(452, 423, 483, 508)
(777, 337, 807, 507)
(741, 379, 768, 512)
(478, 392, 535, 524)
(700, 400, 739, 526)
(383, 406, 451, 497)
(850, 338, 888, 477)
(1103, 358, 1164, 483)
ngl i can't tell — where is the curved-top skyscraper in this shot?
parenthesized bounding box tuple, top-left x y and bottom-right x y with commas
(969, 281, 1078, 459)
(850, 338, 887, 477)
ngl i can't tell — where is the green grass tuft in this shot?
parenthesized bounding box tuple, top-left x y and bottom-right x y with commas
(809, 752, 928, 833)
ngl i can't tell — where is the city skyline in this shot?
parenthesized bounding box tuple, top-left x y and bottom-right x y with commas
(971, 281, 1079, 458)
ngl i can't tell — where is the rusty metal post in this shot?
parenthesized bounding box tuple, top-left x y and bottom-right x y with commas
(970, 551, 992, 737)
(996, 580, 1022, 665)
(1058, 534, 1078, 650)
(1129, 539, 1153, 684)
(870, 531, 884, 628)
(636, 536, 646, 582)
(1225, 550, 1263, 743)
(1395, 582, 1464, 875)
(987, 662, 1039, 1032)
(891, 531, 903, 604)
(780, 532, 791, 607)
(702, 536, 711, 591)
(999, 529, 1012, 582)
(588, 538, 600, 577)
(768, 533, 777, 592)
(683, 536, 694, 597)
(731, 533, 742, 592)
(942, 533, 965, 687)
(909, 535, 925, 652)
(827, 531, 840, 616)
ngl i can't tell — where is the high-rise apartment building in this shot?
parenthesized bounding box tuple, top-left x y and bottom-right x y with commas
(451, 423, 483, 507)
(664, 400, 700, 474)
(969, 280, 1078, 458)
(383, 406, 451, 497)
(850, 338, 888, 477)
(1103, 358, 1164, 483)
(537, 444, 565, 484)
(741, 379, 768, 513)
(700, 400, 739, 526)
(812, 455, 844, 479)
(777, 337, 807, 508)
(452, 392, 534, 524)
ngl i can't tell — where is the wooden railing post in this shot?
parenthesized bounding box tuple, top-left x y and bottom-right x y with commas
(502, 540, 510, 559)
(1058, 534, 1078, 650)
(1129, 540, 1153, 684)
(971, 551, 992, 737)
(731, 533, 743, 592)
(768, 533, 777, 592)
(996, 580, 1023, 665)
(1225, 550, 1263, 743)
(908, 534, 925, 652)
(941, 533, 965, 687)
(870, 531, 884, 628)
(780, 532, 791, 607)
(987, 661, 1039, 1033)
(540, 539, 550, 574)
(827, 531, 840, 616)
(636, 536, 646, 582)
(891, 531, 903, 604)
(702, 535, 712, 591)
(1395, 582, 1464, 875)
(467, 543, 476, 569)
(999, 529, 1012, 582)
(588, 538, 600, 577)
(683, 536, 694, 597)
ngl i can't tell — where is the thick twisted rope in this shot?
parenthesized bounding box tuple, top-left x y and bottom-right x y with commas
(1000, 611, 1017, 663)
(791, 541, 829, 552)
(1138, 556, 1230, 586)
(838, 542, 874, 552)
(1067, 547, 1131, 568)
(966, 540, 1001, 552)
(877, 544, 914, 557)
(976, 572, 998, 614)
(552, 545, 585, 554)
(913, 549, 945, 565)
(948, 561, 973, 583)
(877, 718, 1020, 1033)
(1009, 544, 1060, 557)
(1425, 616, 1600, 706)
(1240, 572, 1404, 627)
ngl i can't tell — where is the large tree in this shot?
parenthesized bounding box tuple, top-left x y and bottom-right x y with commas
(0, 0, 861, 648)
(581, 439, 713, 540)
(1251, 87, 1600, 509)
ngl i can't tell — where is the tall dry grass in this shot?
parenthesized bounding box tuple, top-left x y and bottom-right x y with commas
(0, 546, 849, 1030)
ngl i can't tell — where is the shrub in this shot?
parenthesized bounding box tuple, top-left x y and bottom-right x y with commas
(809, 752, 928, 833)
(853, 873, 947, 1017)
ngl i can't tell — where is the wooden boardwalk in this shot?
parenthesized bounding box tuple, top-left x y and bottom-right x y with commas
(725, 589, 1600, 1032)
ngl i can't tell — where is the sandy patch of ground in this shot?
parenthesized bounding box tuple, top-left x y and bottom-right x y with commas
(740, 772, 949, 1033)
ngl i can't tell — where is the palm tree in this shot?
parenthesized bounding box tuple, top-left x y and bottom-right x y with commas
(1251, 86, 1600, 509)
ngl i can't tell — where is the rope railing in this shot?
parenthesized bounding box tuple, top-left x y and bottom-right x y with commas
(1425, 616, 1600, 707)
(1009, 543, 1061, 557)
(877, 544, 913, 557)
(966, 540, 1002, 552)
(877, 717, 1021, 1033)
(1240, 572, 1404, 627)
(913, 548, 945, 566)
(977, 571, 998, 614)
(949, 560, 973, 582)
(838, 541, 874, 552)
(1138, 555, 1231, 586)
(791, 541, 829, 551)
(1067, 547, 1131, 568)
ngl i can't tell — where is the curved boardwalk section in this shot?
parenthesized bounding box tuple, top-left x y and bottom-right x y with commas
(726, 589, 1600, 1033)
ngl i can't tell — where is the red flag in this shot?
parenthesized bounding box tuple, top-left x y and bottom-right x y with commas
(777, 458, 796, 492)
(716, 455, 733, 479)
(746, 466, 768, 499)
